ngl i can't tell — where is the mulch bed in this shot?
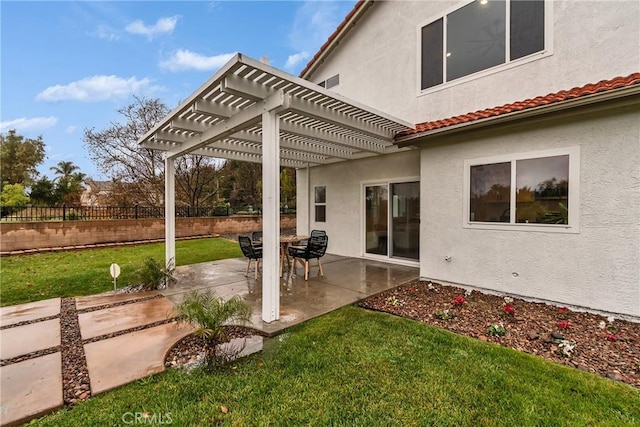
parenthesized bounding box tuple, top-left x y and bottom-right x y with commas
(358, 280, 640, 388)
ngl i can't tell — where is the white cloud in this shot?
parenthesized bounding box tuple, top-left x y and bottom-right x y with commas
(289, 1, 346, 52)
(125, 15, 179, 40)
(93, 25, 118, 41)
(36, 75, 163, 102)
(0, 116, 58, 133)
(285, 51, 310, 70)
(65, 125, 78, 134)
(159, 50, 236, 72)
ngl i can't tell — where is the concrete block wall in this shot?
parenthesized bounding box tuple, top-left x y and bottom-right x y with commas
(0, 215, 296, 252)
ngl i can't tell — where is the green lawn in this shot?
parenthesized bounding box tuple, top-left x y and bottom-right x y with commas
(0, 238, 242, 306)
(33, 306, 639, 426)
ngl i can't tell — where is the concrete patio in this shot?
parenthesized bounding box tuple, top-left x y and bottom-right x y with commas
(0, 255, 417, 426)
(163, 254, 419, 335)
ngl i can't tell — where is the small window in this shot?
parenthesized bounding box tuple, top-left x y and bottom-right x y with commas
(420, 0, 546, 90)
(315, 185, 326, 222)
(464, 147, 579, 232)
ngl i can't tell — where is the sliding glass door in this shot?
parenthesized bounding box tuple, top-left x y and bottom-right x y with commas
(365, 185, 388, 255)
(365, 181, 419, 261)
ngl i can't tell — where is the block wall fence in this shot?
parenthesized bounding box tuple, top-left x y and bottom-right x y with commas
(0, 215, 296, 253)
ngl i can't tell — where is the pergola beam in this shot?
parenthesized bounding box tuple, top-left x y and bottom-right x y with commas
(166, 90, 289, 159)
(222, 74, 396, 141)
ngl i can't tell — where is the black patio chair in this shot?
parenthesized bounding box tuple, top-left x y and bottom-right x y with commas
(288, 234, 328, 280)
(251, 231, 263, 249)
(239, 235, 262, 279)
(292, 229, 326, 249)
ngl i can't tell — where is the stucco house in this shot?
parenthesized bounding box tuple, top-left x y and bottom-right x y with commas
(140, 0, 639, 321)
(295, 0, 639, 318)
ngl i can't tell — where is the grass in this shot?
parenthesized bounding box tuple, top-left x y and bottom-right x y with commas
(0, 238, 242, 306)
(33, 306, 639, 426)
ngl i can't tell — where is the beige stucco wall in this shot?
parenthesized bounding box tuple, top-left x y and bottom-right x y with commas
(419, 105, 640, 317)
(0, 215, 296, 253)
(297, 150, 420, 257)
(307, 0, 640, 124)
(295, 0, 640, 316)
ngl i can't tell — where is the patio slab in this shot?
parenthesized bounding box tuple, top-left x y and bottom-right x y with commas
(76, 291, 161, 311)
(0, 319, 60, 360)
(0, 352, 63, 426)
(0, 298, 60, 327)
(165, 255, 419, 336)
(84, 322, 193, 394)
(78, 298, 176, 340)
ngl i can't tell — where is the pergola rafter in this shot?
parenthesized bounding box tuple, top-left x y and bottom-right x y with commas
(138, 53, 413, 323)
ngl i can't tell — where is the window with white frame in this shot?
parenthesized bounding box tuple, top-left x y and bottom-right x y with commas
(315, 186, 326, 222)
(421, 0, 546, 90)
(464, 147, 579, 232)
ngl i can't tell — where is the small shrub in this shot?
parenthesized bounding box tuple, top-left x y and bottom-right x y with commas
(386, 296, 403, 307)
(67, 211, 82, 220)
(136, 257, 175, 290)
(503, 304, 515, 316)
(556, 320, 571, 329)
(487, 324, 506, 337)
(435, 310, 455, 321)
(453, 295, 466, 306)
(557, 340, 576, 358)
(556, 306, 569, 319)
(173, 290, 252, 366)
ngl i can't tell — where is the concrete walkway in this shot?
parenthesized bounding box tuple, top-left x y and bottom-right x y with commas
(0, 255, 418, 426)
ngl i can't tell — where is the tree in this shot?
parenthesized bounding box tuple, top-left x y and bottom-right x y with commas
(0, 130, 46, 188)
(50, 161, 80, 182)
(218, 161, 262, 208)
(0, 183, 29, 207)
(84, 96, 222, 207)
(29, 177, 57, 205)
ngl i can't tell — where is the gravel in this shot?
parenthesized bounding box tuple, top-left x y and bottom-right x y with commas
(359, 280, 640, 388)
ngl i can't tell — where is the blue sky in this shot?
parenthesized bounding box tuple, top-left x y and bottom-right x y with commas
(1, 0, 356, 180)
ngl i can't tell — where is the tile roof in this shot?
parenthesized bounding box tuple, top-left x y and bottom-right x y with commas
(299, 0, 369, 79)
(397, 73, 640, 138)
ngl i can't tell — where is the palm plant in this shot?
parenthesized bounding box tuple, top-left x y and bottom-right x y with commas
(173, 290, 252, 363)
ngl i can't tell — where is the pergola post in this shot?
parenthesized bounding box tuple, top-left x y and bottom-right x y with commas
(261, 109, 280, 323)
(164, 156, 176, 270)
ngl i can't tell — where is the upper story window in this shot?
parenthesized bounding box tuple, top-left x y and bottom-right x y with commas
(463, 146, 580, 233)
(318, 74, 340, 90)
(421, 0, 546, 91)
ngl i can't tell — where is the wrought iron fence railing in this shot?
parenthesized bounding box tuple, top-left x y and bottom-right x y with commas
(0, 204, 295, 222)
(1, 205, 226, 221)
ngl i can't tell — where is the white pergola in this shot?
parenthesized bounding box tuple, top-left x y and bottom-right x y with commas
(138, 53, 413, 323)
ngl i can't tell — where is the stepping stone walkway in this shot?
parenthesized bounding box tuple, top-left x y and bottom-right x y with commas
(0, 293, 193, 426)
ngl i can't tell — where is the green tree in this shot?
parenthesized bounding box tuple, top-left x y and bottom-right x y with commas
(0, 183, 29, 207)
(29, 177, 57, 205)
(0, 130, 46, 188)
(50, 161, 80, 182)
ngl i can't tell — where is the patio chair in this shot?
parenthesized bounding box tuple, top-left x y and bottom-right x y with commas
(251, 231, 263, 249)
(292, 229, 326, 249)
(288, 234, 328, 280)
(239, 236, 262, 279)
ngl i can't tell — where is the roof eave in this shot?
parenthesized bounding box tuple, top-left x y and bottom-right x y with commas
(299, 0, 374, 80)
(395, 84, 640, 147)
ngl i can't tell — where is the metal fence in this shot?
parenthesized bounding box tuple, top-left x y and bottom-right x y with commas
(0, 204, 296, 222)
(1, 205, 230, 221)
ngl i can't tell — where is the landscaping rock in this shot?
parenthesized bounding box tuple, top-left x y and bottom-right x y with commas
(358, 280, 640, 388)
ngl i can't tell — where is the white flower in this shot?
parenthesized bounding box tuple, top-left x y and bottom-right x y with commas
(428, 283, 436, 291)
(598, 321, 606, 330)
(504, 296, 514, 304)
(464, 289, 472, 297)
